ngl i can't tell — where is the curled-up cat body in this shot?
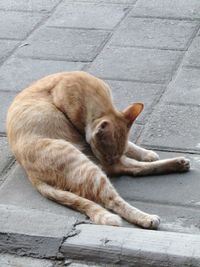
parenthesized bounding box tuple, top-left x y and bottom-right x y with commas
(7, 71, 190, 229)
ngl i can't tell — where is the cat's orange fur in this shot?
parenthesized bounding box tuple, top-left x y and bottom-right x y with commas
(6, 71, 190, 229)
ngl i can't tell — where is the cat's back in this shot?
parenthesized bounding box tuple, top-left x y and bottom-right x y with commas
(6, 71, 112, 150)
(6, 72, 84, 146)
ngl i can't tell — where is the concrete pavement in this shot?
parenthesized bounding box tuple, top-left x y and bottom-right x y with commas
(0, 0, 200, 266)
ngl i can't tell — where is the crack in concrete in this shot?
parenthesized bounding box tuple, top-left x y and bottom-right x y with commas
(57, 219, 91, 259)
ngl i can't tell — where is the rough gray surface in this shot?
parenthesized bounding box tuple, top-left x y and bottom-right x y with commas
(0, 57, 85, 92)
(46, 2, 129, 30)
(0, 11, 44, 39)
(183, 34, 200, 67)
(111, 152, 200, 207)
(139, 104, 200, 152)
(0, 137, 13, 177)
(61, 224, 200, 266)
(0, 91, 17, 133)
(73, 0, 137, 3)
(162, 67, 200, 105)
(88, 46, 183, 83)
(1, 156, 200, 235)
(126, 200, 200, 234)
(0, 40, 19, 63)
(0, 233, 62, 259)
(110, 17, 198, 50)
(131, 0, 200, 20)
(0, 204, 76, 237)
(0, 0, 60, 12)
(0, 164, 85, 220)
(106, 80, 165, 123)
(0, 254, 54, 267)
(16, 27, 109, 61)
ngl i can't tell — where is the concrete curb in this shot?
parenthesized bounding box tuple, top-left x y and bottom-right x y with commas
(61, 224, 200, 266)
(0, 204, 76, 259)
(1, 204, 200, 266)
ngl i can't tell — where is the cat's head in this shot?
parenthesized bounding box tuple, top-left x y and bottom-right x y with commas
(86, 103, 143, 165)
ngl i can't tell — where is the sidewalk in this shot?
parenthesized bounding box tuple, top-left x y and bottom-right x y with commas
(0, 0, 200, 266)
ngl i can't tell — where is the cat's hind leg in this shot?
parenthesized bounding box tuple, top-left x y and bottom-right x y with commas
(23, 138, 160, 229)
(23, 138, 121, 226)
(32, 179, 122, 227)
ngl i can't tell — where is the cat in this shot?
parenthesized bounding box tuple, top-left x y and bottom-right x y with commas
(6, 71, 190, 229)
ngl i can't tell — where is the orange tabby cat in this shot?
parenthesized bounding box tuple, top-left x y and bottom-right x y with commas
(6, 71, 190, 229)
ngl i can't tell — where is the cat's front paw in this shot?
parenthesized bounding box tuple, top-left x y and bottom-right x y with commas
(139, 215, 160, 230)
(175, 157, 190, 172)
(142, 150, 160, 162)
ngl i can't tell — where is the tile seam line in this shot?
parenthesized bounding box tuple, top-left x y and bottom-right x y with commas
(46, 25, 113, 31)
(84, 76, 168, 85)
(130, 14, 200, 22)
(183, 64, 200, 70)
(9, 55, 93, 63)
(85, 3, 137, 70)
(0, 159, 16, 186)
(136, 86, 166, 135)
(63, 0, 137, 5)
(0, 37, 22, 41)
(103, 78, 167, 85)
(0, 160, 16, 188)
(162, 101, 200, 107)
(0, 8, 51, 14)
(139, 145, 200, 155)
(107, 44, 186, 51)
(123, 197, 200, 210)
(0, 0, 63, 69)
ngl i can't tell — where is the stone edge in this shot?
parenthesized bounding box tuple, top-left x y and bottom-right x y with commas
(61, 224, 200, 266)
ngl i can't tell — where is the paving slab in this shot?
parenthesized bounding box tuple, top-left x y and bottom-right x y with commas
(46, 2, 128, 30)
(61, 224, 200, 266)
(0, 40, 19, 64)
(110, 17, 198, 50)
(0, 204, 75, 238)
(106, 80, 165, 123)
(0, 0, 60, 12)
(111, 152, 200, 207)
(15, 27, 109, 61)
(1, 153, 200, 234)
(128, 123, 143, 143)
(0, 137, 13, 178)
(139, 104, 200, 152)
(0, 254, 54, 267)
(0, 164, 85, 220)
(88, 46, 183, 83)
(183, 35, 200, 67)
(131, 0, 200, 20)
(0, 57, 85, 92)
(0, 91, 17, 133)
(162, 67, 200, 105)
(0, 11, 44, 39)
(72, 0, 137, 3)
(126, 201, 200, 234)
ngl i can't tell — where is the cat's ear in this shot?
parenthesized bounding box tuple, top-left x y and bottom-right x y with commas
(95, 120, 112, 143)
(123, 103, 144, 128)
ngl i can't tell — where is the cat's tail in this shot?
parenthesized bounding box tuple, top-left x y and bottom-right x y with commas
(33, 179, 122, 227)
